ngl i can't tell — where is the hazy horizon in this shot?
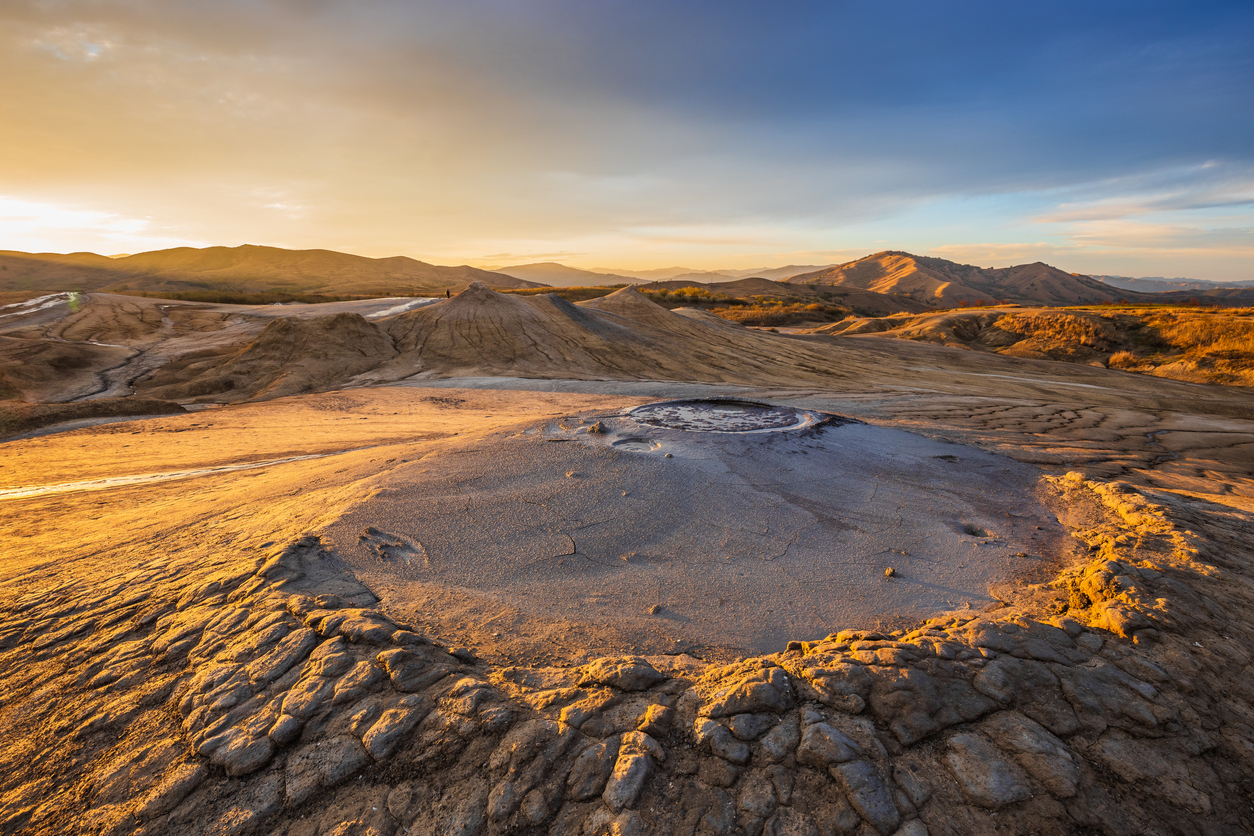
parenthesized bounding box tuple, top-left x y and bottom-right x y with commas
(2, 1, 1251, 280)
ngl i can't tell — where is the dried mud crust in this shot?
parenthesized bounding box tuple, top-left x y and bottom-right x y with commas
(0, 477, 1252, 836)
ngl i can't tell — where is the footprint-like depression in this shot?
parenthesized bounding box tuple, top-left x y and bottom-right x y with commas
(325, 398, 1069, 660)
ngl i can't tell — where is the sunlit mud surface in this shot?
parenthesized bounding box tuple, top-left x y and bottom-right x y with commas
(3, 316, 1254, 835)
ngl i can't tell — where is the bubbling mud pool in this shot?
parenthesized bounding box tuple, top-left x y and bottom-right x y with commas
(628, 398, 829, 434)
(326, 399, 1072, 662)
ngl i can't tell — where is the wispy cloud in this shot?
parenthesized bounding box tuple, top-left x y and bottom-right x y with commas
(0, 196, 204, 254)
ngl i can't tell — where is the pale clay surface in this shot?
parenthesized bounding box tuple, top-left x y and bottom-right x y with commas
(326, 403, 1067, 657)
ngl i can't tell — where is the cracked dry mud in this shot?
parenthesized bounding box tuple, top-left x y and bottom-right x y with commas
(2, 382, 1254, 836)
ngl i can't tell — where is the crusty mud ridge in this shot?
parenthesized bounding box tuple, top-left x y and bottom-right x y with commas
(0, 475, 1251, 836)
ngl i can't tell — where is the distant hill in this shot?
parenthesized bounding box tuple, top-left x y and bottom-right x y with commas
(721, 265, 837, 281)
(786, 251, 1150, 307)
(488, 262, 639, 287)
(0, 245, 540, 296)
(636, 276, 928, 316)
(1095, 275, 1254, 292)
(591, 266, 708, 281)
(594, 264, 835, 282)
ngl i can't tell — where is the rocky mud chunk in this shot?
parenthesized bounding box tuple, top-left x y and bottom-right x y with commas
(796, 722, 859, 767)
(701, 663, 794, 718)
(332, 659, 387, 704)
(602, 751, 653, 812)
(285, 735, 370, 806)
(567, 738, 620, 801)
(578, 657, 667, 692)
(246, 627, 318, 685)
(973, 656, 1080, 735)
(726, 712, 778, 740)
(982, 710, 1081, 797)
(282, 675, 335, 720)
(363, 694, 434, 761)
(636, 703, 674, 737)
(377, 647, 456, 693)
(695, 718, 751, 765)
(758, 715, 801, 763)
(868, 668, 953, 745)
(303, 636, 357, 678)
(943, 732, 1032, 809)
(336, 610, 396, 644)
(831, 760, 900, 836)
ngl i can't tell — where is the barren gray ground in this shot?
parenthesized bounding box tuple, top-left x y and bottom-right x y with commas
(327, 406, 1067, 660)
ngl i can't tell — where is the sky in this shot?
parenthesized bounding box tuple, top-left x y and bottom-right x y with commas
(1, 1, 1252, 280)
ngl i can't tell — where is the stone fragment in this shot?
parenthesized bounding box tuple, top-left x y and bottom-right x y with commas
(338, 611, 397, 644)
(973, 656, 1079, 735)
(333, 659, 387, 704)
(703, 665, 793, 717)
(267, 714, 302, 746)
(135, 762, 207, 820)
(765, 808, 818, 836)
(602, 752, 652, 812)
(286, 736, 371, 806)
(943, 732, 1031, 809)
(727, 713, 778, 740)
(393, 629, 428, 645)
(982, 711, 1081, 797)
(579, 657, 668, 691)
(567, 738, 620, 801)
(211, 730, 276, 777)
(304, 636, 356, 678)
(636, 703, 674, 737)
(444, 678, 491, 715)
(759, 716, 801, 762)
(378, 648, 455, 693)
(868, 668, 942, 745)
(796, 723, 859, 767)
(706, 723, 751, 765)
(738, 770, 778, 818)
(831, 760, 901, 836)
(487, 780, 519, 822)
(891, 764, 931, 808)
(698, 756, 742, 788)
(246, 627, 318, 685)
(363, 694, 434, 761)
(891, 822, 929, 836)
(282, 675, 335, 719)
(520, 788, 549, 826)
(803, 663, 871, 714)
(620, 730, 666, 762)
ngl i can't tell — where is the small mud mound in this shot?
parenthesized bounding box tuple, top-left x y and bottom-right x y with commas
(138, 312, 397, 402)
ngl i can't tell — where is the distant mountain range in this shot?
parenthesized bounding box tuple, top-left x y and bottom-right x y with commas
(782, 251, 1143, 307)
(4, 244, 1251, 308)
(1093, 275, 1254, 292)
(486, 262, 641, 287)
(0, 245, 540, 296)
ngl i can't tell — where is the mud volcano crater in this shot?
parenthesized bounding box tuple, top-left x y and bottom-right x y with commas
(628, 398, 837, 434)
(326, 398, 1067, 662)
